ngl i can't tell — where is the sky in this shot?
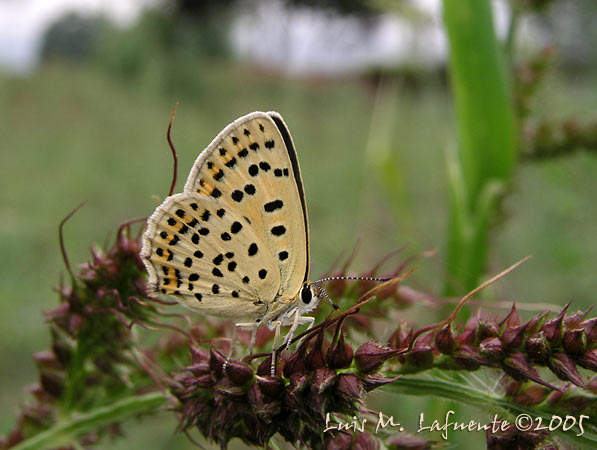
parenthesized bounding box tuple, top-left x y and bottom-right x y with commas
(0, 0, 155, 72)
(0, 0, 513, 75)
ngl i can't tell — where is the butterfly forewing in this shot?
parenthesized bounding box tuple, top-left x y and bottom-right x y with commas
(183, 112, 308, 301)
(142, 111, 309, 321)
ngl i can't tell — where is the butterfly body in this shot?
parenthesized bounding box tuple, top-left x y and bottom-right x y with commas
(141, 111, 321, 336)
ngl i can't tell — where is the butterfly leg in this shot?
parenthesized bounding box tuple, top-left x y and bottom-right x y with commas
(295, 316, 315, 349)
(270, 320, 282, 377)
(223, 322, 259, 372)
(282, 308, 302, 350)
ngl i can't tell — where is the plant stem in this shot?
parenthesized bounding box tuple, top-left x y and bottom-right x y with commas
(12, 392, 167, 450)
(384, 376, 597, 448)
(442, 0, 517, 297)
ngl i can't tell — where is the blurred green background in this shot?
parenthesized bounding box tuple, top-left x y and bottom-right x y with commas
(1, 0, 596, 448)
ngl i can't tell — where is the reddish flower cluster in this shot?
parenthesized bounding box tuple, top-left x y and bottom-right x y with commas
(171, 324, 399, 449)
(1, 224, 159, 449)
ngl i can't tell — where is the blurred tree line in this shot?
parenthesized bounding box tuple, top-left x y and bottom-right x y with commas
(40, 0, 597, 87)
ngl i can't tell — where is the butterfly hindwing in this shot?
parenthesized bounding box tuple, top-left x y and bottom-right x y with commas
(183, 112, 309, 302)
(143, 193, 280, 321)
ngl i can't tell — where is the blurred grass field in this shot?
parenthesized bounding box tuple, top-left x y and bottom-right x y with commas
(0, 60, 595, 445)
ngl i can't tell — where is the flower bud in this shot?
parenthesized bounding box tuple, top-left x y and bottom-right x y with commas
(209, 348, 226, 378)
(311, 367, 337, 394)
(214, 382, 246, 400)
(562, 328, 587, 356)
(564, 307, 588, 328)
(435, 324, 456, 355)
(389, 325, 412, 351)
(335, 373, 362, 402)
(525, 312, 548, 335)
(548, 353, 584, 388)
(479, 337, 504, 362)
(452, 345, 486, 371)
(581, 317, 597, 345)
(190, 345, 209, 364)
(501, 323, 528, 349)
(541, 304, 569, 345)
(502, 353, 553, 389)
(225, 359, 254, 386)
(289, 371, 308, 393)
(405, 344, 434, 369)
(578, 348, 597, 371)
(477, 318, 500, 341)
(188, 361, 210, 377)
(256, 375, 284, 397)
(305, 329, 326, 371)
(360, 374, 399, 392)
(526, 332, 550, 364)
(40, 371, 64, 398)
(499, 304, 520, 328)
(326, 331, 354, 369)
(355, 342, 398, 374)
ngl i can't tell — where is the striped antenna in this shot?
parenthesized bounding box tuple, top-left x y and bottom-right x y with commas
(310, 275, 393, 311)
(312, 275, 392, 284)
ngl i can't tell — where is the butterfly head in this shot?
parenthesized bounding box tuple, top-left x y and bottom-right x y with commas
(297, 282, 322, 316)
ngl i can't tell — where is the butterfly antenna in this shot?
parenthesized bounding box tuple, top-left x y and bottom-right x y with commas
(318, 286, 340, 311)
(312, 275, 393, 311)
(313, 275, 392, 284)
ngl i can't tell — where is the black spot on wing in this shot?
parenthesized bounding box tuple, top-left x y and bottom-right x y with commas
(248, 243, 258, 256)
(213, 169, 224, 181)
(264, 200, 283, 212)
(244, 184, 256, 195)
(271, 225, 286, 236)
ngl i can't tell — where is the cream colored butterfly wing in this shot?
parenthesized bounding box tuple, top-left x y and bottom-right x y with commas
(141, 112, 309, 322)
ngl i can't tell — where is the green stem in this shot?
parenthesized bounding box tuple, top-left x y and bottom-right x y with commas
(442, 0, 517, 297)
(12, 392, 167, 450)
(383, 376, 597, 448)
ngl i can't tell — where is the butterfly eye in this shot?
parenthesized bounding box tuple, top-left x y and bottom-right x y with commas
(301, 285, 312, 304)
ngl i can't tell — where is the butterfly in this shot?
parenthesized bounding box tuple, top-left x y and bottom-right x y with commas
(141, 111, 388, 373)
(141, 112, 326, 364)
